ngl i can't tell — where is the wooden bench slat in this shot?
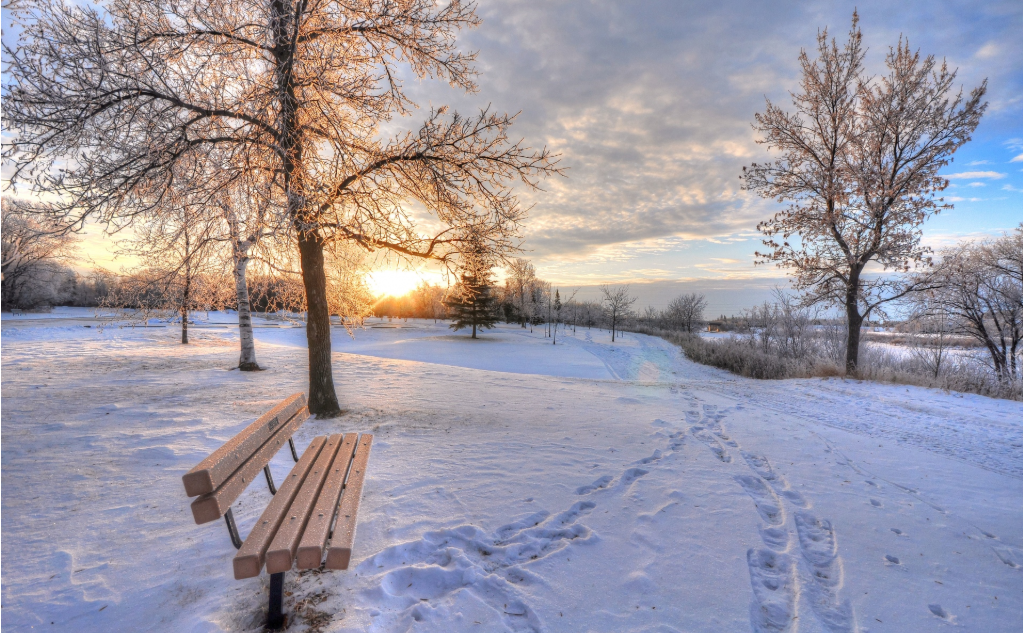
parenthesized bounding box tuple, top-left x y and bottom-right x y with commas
(232, 436, 328, 580)
(183, 393, 306, 497)
(325, 434, 373, 570)
(189, 407, 310, 524)
(295, 433, 359, 569)
(264, 433, 345, 574)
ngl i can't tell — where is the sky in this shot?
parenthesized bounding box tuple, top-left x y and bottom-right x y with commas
(396, 0, 1023, 310)
(7, 0, 1023, 314)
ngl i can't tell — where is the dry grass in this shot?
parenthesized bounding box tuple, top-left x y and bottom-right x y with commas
(632, 325, 1023, 401)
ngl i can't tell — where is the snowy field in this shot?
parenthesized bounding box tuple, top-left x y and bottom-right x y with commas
(2, 309, 1022, 632)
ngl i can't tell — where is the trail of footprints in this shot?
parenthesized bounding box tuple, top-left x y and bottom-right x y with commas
(690, 405, 856, 633)
(359, 419, 685, 630)
(359, 501, 598, 631)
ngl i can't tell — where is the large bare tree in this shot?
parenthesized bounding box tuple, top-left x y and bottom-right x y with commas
(4, 0, 560, 415)
(743, 13, 986, 373)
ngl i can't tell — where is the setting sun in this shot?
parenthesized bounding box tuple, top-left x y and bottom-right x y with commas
(366, 270, 427, 298)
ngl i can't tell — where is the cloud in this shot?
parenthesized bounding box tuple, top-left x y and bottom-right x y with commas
(975, 42, 999, 59)
(396, 0, 1020, 277)
(967, 182, 987, 187)
(1003, 184, 1023, 193)
(1011, 154, 1023, 163)
(943, 171, 1007, 180)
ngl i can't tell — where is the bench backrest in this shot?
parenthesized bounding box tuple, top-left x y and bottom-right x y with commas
(183, 393, 309, 524)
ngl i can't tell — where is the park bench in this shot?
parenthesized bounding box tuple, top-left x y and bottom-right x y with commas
(182, 393, 372, 629)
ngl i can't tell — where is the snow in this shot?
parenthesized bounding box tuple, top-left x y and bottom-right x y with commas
(2, 310, 1022, 632)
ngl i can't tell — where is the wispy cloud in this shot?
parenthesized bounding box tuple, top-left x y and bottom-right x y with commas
(944, 171, 1006, 180)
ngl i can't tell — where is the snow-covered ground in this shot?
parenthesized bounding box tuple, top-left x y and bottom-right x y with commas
(2, 309, 1022, 632)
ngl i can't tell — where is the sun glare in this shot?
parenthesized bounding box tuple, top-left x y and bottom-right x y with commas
(367, 270, 425, 298)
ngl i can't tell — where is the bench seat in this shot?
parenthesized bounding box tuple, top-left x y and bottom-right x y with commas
(181, 394, 372, 629)
(235, 432, 373, 578)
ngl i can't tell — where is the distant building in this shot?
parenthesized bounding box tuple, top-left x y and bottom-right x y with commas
(707, 320, 723, 332)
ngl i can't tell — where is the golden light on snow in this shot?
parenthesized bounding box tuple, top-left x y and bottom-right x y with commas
(366, 270, 427, 298)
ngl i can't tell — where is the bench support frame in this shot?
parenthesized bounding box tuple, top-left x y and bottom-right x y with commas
(267, 572, 286, 630)
(224, 508, 243, 549)
(263, 465, 277, 495)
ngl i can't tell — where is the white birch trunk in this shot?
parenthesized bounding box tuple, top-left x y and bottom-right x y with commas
(228, 214, 260, 370)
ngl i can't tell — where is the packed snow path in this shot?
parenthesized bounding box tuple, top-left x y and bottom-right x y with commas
(2, 311, 1021, 632)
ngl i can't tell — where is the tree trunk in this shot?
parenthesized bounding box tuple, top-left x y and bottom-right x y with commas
(611, 315, 616, 342)
(234, 252, 260, 370)
(844, 293, 863, 375)
(181, 232, 191, 344)
(298, 233, 341, 417)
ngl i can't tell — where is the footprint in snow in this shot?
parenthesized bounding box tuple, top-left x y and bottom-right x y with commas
(869, 498, 883, 507)
(993, 547, 1020, 569)
(736, 475, 785, 527)
(637, 449, 662, 465)
(576, 475, 614, 495)
(619, 467, 649, 486)
(746, 549, 797, 633)
(929, 603, 955, 622)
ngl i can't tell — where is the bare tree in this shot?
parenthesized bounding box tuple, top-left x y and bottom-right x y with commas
(922, 229, 1023, 380)
(506, 258, 536, 328)
(3, 0, 561, 416)
(743, 13, 986, 374)
(107, 198, 229, 343)
(666, 293, 707, 333)
(600, 284, 636, 343)
(1, 199, 77, 310)
(905, 292, 954, 379)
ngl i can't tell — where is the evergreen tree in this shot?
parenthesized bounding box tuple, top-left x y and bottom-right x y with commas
(445, 272, 500, 339)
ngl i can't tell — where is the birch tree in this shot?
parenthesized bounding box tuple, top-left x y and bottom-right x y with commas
(742, 13, 986, 373)
(3, 0, 561, 416)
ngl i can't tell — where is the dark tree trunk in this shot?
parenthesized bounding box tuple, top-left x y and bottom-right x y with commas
(181, 307, 189, 344)
(298, 234, 341, 417)
(844, 279, 863, 375)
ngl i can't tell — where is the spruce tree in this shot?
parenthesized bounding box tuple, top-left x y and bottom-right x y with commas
(445, 272, 499, 339)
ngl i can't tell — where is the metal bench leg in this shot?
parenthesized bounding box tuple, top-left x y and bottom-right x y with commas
(224, 508, 243, 549)
(263, 465, 277, 495)
(288, 438, 299, 462)
(267, 572, 286, 630)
